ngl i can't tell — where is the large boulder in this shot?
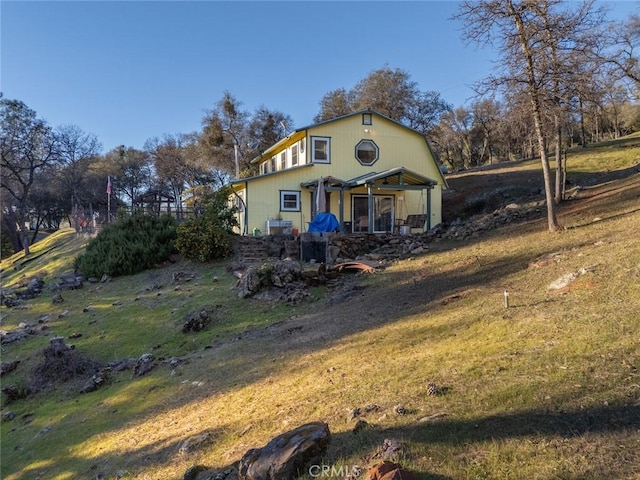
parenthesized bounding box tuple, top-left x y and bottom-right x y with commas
(238, 422, 330, 480)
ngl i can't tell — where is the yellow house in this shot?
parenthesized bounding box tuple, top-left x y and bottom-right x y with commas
(230, 109, 447, 235)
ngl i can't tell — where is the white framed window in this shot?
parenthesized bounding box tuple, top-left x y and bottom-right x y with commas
(362, 113, 373, 125)
(311, 136, 331, 163)
(260, 163, 266, 175)
(270, 156, 276, 172)
(291, 144, 298, 166)
(280, 190, 301, 212)
(279, 151, 287, 170)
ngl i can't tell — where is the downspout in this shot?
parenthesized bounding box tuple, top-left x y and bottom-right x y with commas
(243, 187, 248, 235)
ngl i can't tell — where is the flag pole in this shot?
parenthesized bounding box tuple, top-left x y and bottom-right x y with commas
(107, 176, 112, 223)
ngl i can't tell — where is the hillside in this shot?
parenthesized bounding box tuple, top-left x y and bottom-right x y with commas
(1, 136, 639, 480)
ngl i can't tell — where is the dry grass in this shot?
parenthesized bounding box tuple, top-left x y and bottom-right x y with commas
(1, 137, 639, 480)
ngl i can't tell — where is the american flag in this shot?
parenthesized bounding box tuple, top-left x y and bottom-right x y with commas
(107, 176, 112, 195)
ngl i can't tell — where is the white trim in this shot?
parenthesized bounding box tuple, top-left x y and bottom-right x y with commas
(311, 136, 331, 164)
(280, 190, 301, 212)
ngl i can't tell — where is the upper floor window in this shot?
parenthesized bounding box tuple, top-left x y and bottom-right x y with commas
(355, 139, 379, 166)
(362, 113, 372, 125)
(279, 151, 287, 170)
(291, 144, 298, 166)
(270, 156, 276, 172)
(312, 136, 331, 163)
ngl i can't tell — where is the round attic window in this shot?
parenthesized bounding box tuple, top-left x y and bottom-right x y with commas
(355, 139, 379, 166)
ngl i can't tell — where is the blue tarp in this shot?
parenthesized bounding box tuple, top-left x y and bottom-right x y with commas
(307, 212, 340, 233)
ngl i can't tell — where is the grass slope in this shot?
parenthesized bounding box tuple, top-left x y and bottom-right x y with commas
(1, 137, 639, 480)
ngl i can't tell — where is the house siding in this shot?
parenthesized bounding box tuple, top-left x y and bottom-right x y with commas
(234, 111, 444, 234)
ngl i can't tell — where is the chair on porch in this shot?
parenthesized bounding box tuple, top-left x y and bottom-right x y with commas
(355, 216, 369, 232)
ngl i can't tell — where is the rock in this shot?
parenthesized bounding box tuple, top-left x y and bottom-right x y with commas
(238, 422, 330, 480)
(373, 438, 404, 460)
(548, 265, 597, 291)
(80, 369, 109, 394)
(2, 411, 16, 422)
(353, 419, 368, 434)
(1, 360, 20, 376)
(1, 328, 31, 345)
(182, 309, 211, 333)
(179, 431, 214, 454)
(237, 269, 262, 299)
(133, 353, 155, 377)
(183, 465, 210, 480)
(364, 403, 380, 413)
(364, 461, 418, 480)
(173, 271, 197, 283)
(1, 384, 30, 403)
(56, 272, 83, 290)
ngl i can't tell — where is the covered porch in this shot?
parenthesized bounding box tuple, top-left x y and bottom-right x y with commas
(301, 167, 438, 234)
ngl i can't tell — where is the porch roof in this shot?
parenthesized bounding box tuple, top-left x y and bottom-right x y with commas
(301, 167, 438, 191)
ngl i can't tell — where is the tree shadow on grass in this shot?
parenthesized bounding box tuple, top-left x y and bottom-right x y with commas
(3, 425, 226, 480)
(328, 402, 640, 479)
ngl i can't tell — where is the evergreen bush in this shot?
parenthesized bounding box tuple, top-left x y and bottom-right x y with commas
(175, 187, 238, 262)
(75, 213, 177, 277)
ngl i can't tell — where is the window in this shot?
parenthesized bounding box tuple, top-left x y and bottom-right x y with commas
(280, 190, 301, 212)
(280, 151, 286, 170)
(291, 144, 298, 166)
(355, 139, 379, 165)
(311, 136, 331, 163)
(362, 113, 372, 125)
(270, 156, 276, 172)
(260, 163, 266, 175)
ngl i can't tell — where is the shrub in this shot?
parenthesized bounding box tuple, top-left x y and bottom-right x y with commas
(75, 213, 177, 277)
(175, 187, 238, 262)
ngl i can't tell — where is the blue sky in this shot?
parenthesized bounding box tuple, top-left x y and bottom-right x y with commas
(2, 1, 638, 153)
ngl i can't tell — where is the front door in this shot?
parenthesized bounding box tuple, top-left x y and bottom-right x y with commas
(352, 195, 394, 233)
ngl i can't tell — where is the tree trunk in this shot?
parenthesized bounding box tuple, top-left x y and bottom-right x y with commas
(1, 211, 22, 254)
(554, 115, 563, 204)
(535, 123, 560, 232)
(509, 0, 559, 232)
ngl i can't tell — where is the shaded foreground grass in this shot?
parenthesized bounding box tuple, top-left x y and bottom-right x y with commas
(1, 140, 639, 479)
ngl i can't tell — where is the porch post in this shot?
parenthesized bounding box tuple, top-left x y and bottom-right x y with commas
(426, 186, 432, 231)
(339, 188, 344, 226)
(367, 184, 374, 232)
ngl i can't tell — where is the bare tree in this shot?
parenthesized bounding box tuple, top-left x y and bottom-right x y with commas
(471, 98, 504, 165)
(456, 0, 609, 231)
(247, 106, 294, 156)
(55, 124, 102, 211)
(604, 13, 640, 90)
(1, 97, 59, 254)
(200, 91, 251, 176)
(314, 66, 451, 134)
(105, 146, 153, 210)
(314, 88, 354, 123)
